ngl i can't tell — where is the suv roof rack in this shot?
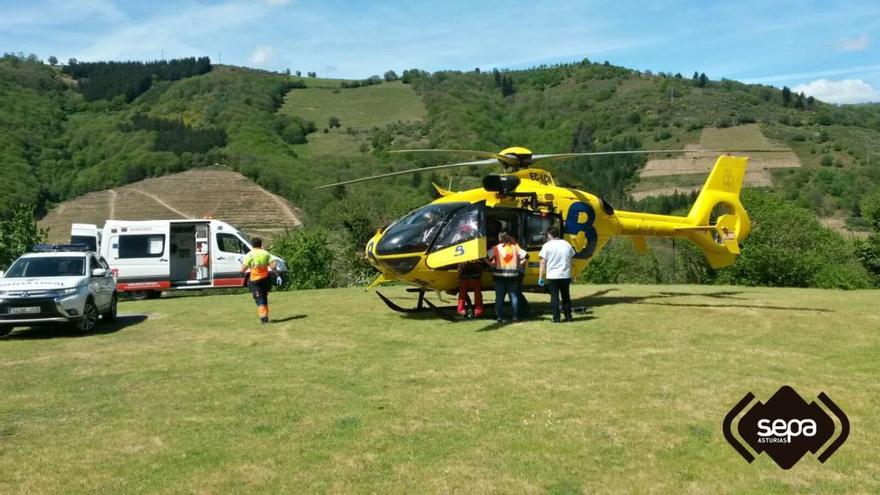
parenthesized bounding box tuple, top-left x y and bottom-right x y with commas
(31, 243, 90, 253)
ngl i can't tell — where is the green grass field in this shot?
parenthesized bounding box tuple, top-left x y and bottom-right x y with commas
(1, 285, 878, 493)
(281, 80, 426, 157)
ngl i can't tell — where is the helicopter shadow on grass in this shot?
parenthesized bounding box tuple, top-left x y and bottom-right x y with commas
(577, 288, 833, 313)
(1, 314, 148, 341)
(391, 286, 830, 331)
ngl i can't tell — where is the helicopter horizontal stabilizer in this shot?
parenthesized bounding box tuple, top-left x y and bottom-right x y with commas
(617, 155, 750, 269)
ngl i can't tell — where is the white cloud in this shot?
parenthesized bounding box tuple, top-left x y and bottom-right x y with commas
(0, 0, 125, 29)
(249, 46, 274, 65)
(741, 64, 880, 85)
(74, 2, 267, 62)
(793, 79, 880, 104)
(837, 34, 869, 51)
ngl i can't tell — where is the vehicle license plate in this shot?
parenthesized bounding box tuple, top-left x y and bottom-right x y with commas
(10, 306, 40, 314)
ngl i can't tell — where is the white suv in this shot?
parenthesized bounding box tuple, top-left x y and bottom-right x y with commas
(0, 246, 117, 336)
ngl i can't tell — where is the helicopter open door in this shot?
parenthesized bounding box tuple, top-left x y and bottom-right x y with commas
(425, 202, 487, 269)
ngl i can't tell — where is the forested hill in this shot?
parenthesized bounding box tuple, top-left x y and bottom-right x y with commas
(2, 53, 880, 289)
(3, 54, 879, 230)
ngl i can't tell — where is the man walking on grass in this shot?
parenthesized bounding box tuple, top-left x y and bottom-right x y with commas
(538, 226, 575, 323)
(241, 238, 277, 324)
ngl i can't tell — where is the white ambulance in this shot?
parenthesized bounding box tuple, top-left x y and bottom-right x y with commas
(71, 219, 287, 299)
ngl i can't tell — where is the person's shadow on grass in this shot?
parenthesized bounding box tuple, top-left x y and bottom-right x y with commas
(271, 315, 308, 323)
(1, 314, 148, 340)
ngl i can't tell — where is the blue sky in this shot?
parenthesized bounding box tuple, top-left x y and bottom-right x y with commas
(2, 0, 879, 103)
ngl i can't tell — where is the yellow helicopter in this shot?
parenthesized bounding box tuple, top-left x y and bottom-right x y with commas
(317, 146, 765, 315)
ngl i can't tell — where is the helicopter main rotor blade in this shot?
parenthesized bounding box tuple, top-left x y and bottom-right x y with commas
(389, 149, 503, 160)
(531, 148, 791, 162)
(314, 158, 498, 189)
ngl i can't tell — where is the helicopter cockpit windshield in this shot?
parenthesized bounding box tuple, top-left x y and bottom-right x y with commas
(376, 202, 468, 255)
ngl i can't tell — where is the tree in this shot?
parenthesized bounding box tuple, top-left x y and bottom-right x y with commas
(67, 58, 77, 66)
(500, 74, 516, 96)
(48, 55, 58, 66)
(0, 206, 47, 270)
(782, 86, 792, 106)
(712, 190, 872, 289)
(697, 72, 708, 87)
(295, 70, 301, 76)
(284, 68, 291, 76)
(855, 190, 880, 285)
(861, 190, 880, 231)
(383, 70, 398, 82)
(269, 227, 335, 289)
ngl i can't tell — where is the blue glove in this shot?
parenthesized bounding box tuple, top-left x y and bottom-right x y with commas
(538, 278, 545, 287)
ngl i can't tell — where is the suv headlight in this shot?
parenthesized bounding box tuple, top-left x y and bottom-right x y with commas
(58, 287, 79, 296)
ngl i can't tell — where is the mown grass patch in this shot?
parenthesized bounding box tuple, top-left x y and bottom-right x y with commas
(1, 285, 877, 493)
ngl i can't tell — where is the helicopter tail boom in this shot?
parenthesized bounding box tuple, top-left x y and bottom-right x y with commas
(616, 155, 751, 268)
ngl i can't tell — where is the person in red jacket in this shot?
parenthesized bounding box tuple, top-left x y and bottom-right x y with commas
(457, 259, 484, 317)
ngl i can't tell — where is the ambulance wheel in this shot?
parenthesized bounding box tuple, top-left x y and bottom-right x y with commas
(129, 291, 160, 300)
(129, 291, 149, 300)
(103, 293, 118, 322)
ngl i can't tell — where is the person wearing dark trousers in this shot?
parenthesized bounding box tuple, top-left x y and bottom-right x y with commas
(241, 237, 277, 324)
(538, 226, 576, 323)
(487, 232, 527, 322)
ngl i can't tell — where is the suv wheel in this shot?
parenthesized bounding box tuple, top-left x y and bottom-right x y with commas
(74, 299, 99, 333)
(103, 293, 118, 322)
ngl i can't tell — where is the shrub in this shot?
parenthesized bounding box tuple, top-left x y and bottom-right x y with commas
(269, 227, 335, 290)
(712, 190, 872, 289)
(0, 205, 47, 270)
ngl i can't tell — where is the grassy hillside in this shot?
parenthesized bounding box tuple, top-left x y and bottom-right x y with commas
(1, 285, 877, 492)
(280, 80, 426, 158)
(38, 167, 302, 242)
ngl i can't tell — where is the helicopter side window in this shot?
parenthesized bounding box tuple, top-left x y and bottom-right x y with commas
(376, 202, 466, 255)
(430, 206, 483, 253)
(486, 209, 521, 247)
(523, 211, 562, 250)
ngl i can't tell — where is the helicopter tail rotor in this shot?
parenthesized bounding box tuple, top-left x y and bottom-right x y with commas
(681, 155, 751, 268)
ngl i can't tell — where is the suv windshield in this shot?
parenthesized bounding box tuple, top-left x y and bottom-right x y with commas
(376, 203, 466, 255)
(4, 257, 86, 278)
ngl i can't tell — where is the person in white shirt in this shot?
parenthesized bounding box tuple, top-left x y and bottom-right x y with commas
(538, 226, 576, 323)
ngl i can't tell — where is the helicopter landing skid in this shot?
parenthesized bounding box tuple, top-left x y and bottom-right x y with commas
(376, 290, 457, 322)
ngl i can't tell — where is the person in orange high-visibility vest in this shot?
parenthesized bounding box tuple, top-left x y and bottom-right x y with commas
(487, 232, 527, 323)
(241, 238, 277, 324)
